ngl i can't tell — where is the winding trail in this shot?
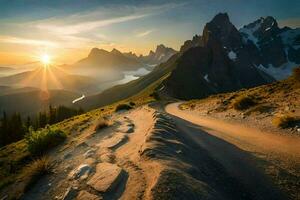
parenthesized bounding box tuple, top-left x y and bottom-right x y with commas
(166, 102, 300, 199)
(166, 103, 300, 158)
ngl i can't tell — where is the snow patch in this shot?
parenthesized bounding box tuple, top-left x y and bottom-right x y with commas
(240, 22, 261, 47)
(255, 62, 298, 80)
(204, 74, 210, 82)
(265, 27, 271, 31)
(228, 51, 237, 60)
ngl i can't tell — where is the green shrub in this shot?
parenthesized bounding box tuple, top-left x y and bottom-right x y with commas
(23, 156, 52, 191)
(232, 95, 256, 110)
(115, 104, 132, 112)
(95, 119, 109, 131)
(272, 115, 300, 128)
(25, 126, 66, 156)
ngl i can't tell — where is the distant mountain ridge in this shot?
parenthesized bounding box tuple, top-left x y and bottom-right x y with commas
(0, 67, 100, 94)
(140, 44, 177, 65)
(73, 44, 177, 70)
(75, 48, 144, 70)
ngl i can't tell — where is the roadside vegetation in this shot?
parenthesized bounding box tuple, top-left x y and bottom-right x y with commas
(272, 115, 300, 129)
(232, 95, 257, 110)
(25, 126, 66, 156)
(115, 104, 133, 112)
(22, 156, 53, 191)
(0, 105, 84, 148)
(94, 118, 110, 131)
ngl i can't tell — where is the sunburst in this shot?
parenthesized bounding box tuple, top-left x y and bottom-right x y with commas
(40, 54, 51, 66)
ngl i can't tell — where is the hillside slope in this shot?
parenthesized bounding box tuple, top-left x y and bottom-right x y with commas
(0, 89, 79, 116)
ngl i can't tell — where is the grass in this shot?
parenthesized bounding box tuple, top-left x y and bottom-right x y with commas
(272, 115, 300, 128)
(115, 104, 133, 112)
(25, 126, 66, 156)
(292, 67, 300, 81)
(232, 95, 257, 110)
(22, 156, 52, 192)
(129, 101, 136, 106)
(94, 119, 109, 131)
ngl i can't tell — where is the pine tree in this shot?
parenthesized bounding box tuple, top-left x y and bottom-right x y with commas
(49, 105, 57, 124)
(25, 116, 31, 130)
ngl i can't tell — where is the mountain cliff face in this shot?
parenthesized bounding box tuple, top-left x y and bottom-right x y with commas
(163, 13, 274, 99)
(240, 16, 300, 79)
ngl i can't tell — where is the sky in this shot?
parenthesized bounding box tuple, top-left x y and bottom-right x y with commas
(0, 0, 299, 65)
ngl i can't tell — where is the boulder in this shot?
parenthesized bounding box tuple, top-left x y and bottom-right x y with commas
(87, 163, 124, 192)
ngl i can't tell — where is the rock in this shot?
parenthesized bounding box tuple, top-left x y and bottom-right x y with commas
(97, 149, 115, 163)
(76, 191, 102, 200)
(63, 153, 72, 159)
(117, 124, 134, 133)
(62, 187, 77, 200)
(87, 163, 124, 192)
(99, 133, 127, 149)
(69, 164, 92, 180)
(84, 149, 96, 158)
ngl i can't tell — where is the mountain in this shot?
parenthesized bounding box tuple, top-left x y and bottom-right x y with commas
(240, 16, 300, 79)
(0, 67, 100, 94)
(179, 35, 202, 53)
(75, 13, 299, 109)
(74, 48, 144, 71)
(161, 13, 274, 99)
(0, 67, 13, 72)
(141, 44, 177, 65)
(0, 88, 79, 116)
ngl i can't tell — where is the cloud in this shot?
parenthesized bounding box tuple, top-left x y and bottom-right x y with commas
(32, 2, 186, 36)
(35, 14, 149, 35)
(0, 35, 58, 47)
(136, 29, 155, 37)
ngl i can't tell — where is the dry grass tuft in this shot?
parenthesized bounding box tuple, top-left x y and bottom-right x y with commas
(94, 119, 109, 131)
(22, 156, 52, 191)
(232, 95, 256, 110)
(292, 67, 300, 81)
(272, 115, 300, 128)
(115, 104, 133, 112)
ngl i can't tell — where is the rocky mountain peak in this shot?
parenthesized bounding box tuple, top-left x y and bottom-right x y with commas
(155, 44, 167, 52)
(202, 12, 242, 49)
(111, 48, 123, 56)
(88, 48, 109, 58)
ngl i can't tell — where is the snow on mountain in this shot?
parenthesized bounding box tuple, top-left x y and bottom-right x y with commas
(239, 17, 300, 80)
(228, 51, 237, 60)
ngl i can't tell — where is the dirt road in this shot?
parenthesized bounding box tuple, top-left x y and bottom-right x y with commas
(166, 102, 300, 200)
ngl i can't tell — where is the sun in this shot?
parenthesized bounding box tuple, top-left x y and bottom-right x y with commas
(41, 54, 51, 66)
